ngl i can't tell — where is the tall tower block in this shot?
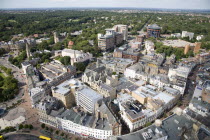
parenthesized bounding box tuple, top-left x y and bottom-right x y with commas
(26, 42, 30, 60)
(54, 32, 60, 44)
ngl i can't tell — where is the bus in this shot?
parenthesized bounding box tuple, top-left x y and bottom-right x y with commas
(0, 135, 4, 140)
(39, 136, 51, 140)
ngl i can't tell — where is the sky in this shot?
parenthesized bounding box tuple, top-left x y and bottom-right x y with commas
(1, 0, 210, 10)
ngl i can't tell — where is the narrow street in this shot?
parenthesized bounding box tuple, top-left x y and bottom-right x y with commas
(181, 64, 202, 108)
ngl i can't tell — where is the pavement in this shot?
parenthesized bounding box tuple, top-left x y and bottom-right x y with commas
(0, 57, 26, 108)
(0, 107, 26, 130)
(0, 57, 40, 132)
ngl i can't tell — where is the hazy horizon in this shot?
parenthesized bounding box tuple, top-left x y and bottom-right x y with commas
(1, 0, 210, 10)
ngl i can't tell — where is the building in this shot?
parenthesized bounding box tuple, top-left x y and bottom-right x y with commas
(161, 40, 201, 54)
(56, 108, 113, 139)
(131, 42, 142, 49)
(119, 98, 157, 132)
(29, 87, 45, 106)
(194, 42, 201, 54)
(37, 98, 119, 140)
(136, 35, 145, 43)
(61, 49, 93, 65)
(109, 110, 200, 140)
(68, 41, 74, 49)
(26, 42, 31, 60)
(117, 83, 180, 132)
(70, 30, 82, 36)
(146, 24, 161, 38)
(21, 61, 32, 74)
(196, 35, 204, 41)
(75, 87, 103, 113)
(100, 57, 135, 74)
(145, 41, 155, 56)
(82, 62, 118, 100)
(112, 24, 128, 41)
(36, 37, 50, 44)
(113, 46, 140, 62)
(182, 31, 194, 40)
(51, 79, 83, 109)
(98, 25, 127, 51)
(54, 32, 60, 43)
(98, 33, 115, 51)
(40, 60, 76, 82)
(36, 96, 64, 127)
(189, 97, 210, 117)
(124, 62, 145, 79)
(202, 87, 210, 104)
(171, 33, 181, 38)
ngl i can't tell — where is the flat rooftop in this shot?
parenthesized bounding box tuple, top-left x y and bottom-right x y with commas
(161, 39, 194, 48)
(153, 92, 175, 104)
(53, 79, 83, 95)
(77, 87, 103, 101)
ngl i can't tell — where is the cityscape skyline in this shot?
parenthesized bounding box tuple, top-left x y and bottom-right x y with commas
(1, 0, 210, 10)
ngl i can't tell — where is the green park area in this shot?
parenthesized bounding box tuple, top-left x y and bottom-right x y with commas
(0, 65, 18, 102)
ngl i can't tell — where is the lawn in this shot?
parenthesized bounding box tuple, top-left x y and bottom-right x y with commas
(8, 20, 17, 23)
(72, 19, 79, 22)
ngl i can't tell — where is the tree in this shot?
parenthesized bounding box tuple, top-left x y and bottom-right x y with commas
(112, 72, 116, 75)
(163, 112, 167, 118)
(29, 124, 33, 130)
(19, 124, 23, 129)
(41, 123, 45, 129)
(56, 130, 60, 135)
(63, 56, 71, 65)
(145, 122, 152, 127)
(186, 50, 194, 57)
(59, 57, 64, 64)
(53, 42, 63, 50)
(74, 62, 87, 72)
(0, 48, 6, 56)
(45, 126, 49, 131)
(24, 124, 29, 129)
(6, 68, 12, 75)
(177, 100, 182, 107)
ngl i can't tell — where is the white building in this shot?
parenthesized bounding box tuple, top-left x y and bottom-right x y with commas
(29, 87, 45, 106)
(171, 33, 181, 38)
(118, 84, 180, 132)
(61, 49, 93, 65)
(124, 63, 145, 79)
(182, 31, 194, 40)
(118, 98, 158, 132)
(145, 41, 155, 55)
(196, 35, 204, 41)
(75, 87, 103, 113)
(21, 61, 31, 74)
(36, 38, 50, 44)
(189, 98, 210, 117)
(56, 108, 115, 140)
(149, 75, 170, 89)
(168, 65, 192, 79)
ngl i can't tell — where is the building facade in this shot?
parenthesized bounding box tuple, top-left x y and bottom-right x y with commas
(146, 24, 161, 38)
